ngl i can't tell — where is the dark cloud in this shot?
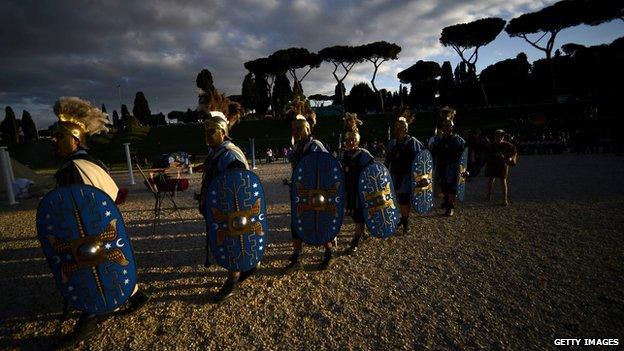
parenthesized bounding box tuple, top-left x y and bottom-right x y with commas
(2, 0, 611, 128)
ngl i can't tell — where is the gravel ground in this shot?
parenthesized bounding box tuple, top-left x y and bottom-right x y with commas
(1, 154, 623, 350)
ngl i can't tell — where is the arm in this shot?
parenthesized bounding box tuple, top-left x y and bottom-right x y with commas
(198, 157, 211, 214)
(384, 140, 394, 167)
(507, 143, 518, 166)
(360, 149, 375, 167)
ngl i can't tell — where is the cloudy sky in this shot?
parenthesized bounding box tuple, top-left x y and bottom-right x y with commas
(1, 0, 622, 128)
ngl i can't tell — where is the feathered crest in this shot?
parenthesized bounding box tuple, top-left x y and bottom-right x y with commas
(343, 112, 363, 134)
(199, 89, 244, 129)
(396, 106, 415, 125)
(439, 106, 456, 122)
(287, 96, 316, 129)
(437, 106, 456, 128)
(53, 97, 109, 135)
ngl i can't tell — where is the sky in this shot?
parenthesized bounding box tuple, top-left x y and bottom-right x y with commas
(1, 0, 622, 128)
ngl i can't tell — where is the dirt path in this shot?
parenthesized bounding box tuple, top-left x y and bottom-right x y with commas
(1, 154, 623, 350)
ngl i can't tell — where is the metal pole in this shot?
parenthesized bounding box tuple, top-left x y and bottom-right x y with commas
(123, 143, 135, 185)
(8, 153, 15, 183)
(250, 138, 256, 169)
(0, 147, 17, 205)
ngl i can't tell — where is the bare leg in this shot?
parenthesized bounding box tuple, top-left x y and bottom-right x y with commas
(213, 271, 241, 302)
(319, 238, 337, 270)
(501, 178, 508, 206)
(348, 223, 365, 253)
(487, 178, 495, 201)
(400, 204, 410, 218)
(400, 204, 410, 234)
(283, 237, 304, 274)
(448, 194, 456, 206)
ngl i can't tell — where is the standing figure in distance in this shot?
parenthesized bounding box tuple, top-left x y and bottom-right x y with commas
(429, 107, 466, 217)
(484, 129, 518, 206)
(385, 107, 424, 234)
(50, 97, 148, 348)
(339, 113, 374, 253)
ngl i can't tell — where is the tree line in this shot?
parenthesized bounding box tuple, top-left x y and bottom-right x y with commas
(227, 0, 622, 117)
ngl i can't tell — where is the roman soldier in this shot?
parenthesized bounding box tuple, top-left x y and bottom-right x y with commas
(283, 97, 337, 273)
(49, 97, 148, 348)
(429, 107, 466, 216)
(385, 107, 424, 234)
(484, 129, 518, 206)
(198, 92, 254, 302)
(339, 113, 374, 253)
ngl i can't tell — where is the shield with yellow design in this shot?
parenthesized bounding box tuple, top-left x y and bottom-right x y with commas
(204, 169, 267, 271)
(411, 150, 434, 214)
(36, 185, 137, 315)
(291, 153, 345, 245)
(358, 162, 399, 238)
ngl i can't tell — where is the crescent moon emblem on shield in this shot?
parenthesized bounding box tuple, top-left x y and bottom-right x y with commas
(116, 238, 124, 247)
(258, 213, 265, 221)
(52, 256, 61, 265)
(295, 196, 300, 203)
(212, 223, 219, 230)
(335, 197, 341, 203)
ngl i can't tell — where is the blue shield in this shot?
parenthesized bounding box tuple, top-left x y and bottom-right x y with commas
(411, 150, 434, 214)
(457, 148, 469, 202)
(358, 162, 399, 238)
(36, 185, 137, 315)
(291, 153, 345, 245)
(203, 169, 267, 272)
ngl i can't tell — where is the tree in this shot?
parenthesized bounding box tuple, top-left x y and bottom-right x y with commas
(439, 61, 455, 106)
(101, 104, 107, 114)
(196, 69, 216, 107)
(21, 110, 38, 141)
(245, 57, 282, 118)
(558, 37, 624, 100)
(120, 104, 139, 129)
(480, 53, 531, 105)
(506, 1, 586, 60)
(399, 84, 409, 107)
(167, 110, 184, 122)
(453, 61, 480, 107)
(345, 82, 376, 114)
(269, 47, 321, 97)
(319, 45, 366, 110)
(241, 73, 256, 111)
(397, 61, 441, 109)
(1, 106, 19, 147)
(168, 109, 200, 124)
(505, 0, 603, 99)
(273, 73, 293, 116)
(112, 110, 120, 128)
(153, 112, 166, 125)
(121, 104, 130, 118)
(579, 0, 623, 24)
(361, 41, 401, 111)
(253, 74, 270, 117)
(292, 80, 303, 97)
(441, 17, 506, 106)
(132, 92, 151, 125)
(333, 82, 346, 105)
